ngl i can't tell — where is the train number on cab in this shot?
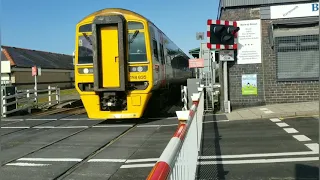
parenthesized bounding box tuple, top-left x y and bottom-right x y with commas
(130, 75, 147, 80)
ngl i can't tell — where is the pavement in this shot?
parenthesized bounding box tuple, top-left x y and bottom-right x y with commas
(213, 101, 319, 121)
(197, 115, 319, 180)
(1, 114, 180, 180)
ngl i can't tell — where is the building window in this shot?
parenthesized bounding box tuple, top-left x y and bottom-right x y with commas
(275, 34, 319, 81)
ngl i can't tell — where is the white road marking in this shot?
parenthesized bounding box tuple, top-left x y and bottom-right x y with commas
(161, 124, 178, 127)
(137, 124, 178, 128)
(125, 158, 159, 163)
(6, 162, 51, 167)
(305, 143, 319, 152)
(276, 122, 289, 127)
(1, 126, 30, 129)
(264, 110, 274, 114)
(283, 128, 299, 134)
(93, 125, 133, 128)
(270, 118, 281, 122)
(88, 159, 126, 163)
(33, 126, 55, 129)
(1, 119, 24, 121)
(25, 119, 57, 121)
(51, 126, 89, 129)
(17, 158, 82, 162)
(293, 135, 311, 142)
(203, 120, 230, 124)
(120, 163, 156, 168)
(137, 125, 160, 128)
(260, 108, 274, 114)
(198, 157, 319, 165)
(199, 150, 318, 159)
(148, 117, 177, 120)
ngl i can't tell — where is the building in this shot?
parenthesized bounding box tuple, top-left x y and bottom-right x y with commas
(1, 46, 74, 90)
(212, 0, 319, 110)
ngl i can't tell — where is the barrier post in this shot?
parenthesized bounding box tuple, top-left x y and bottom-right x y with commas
(176, 110, 189, 126)
(27, 89, 31, 114)
(2, 93, 7, 118)
(48, 85, 51, 105)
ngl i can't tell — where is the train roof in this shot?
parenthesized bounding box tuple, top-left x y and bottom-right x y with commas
(78, 8, 189, 59)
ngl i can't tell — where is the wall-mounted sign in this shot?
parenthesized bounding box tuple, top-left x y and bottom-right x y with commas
(242, 74, 257, 95)
(188, 58, 204, 68)
(270, 2, 319, 19)
(219, 50, 234, 61)
(237, 19, 262, 64)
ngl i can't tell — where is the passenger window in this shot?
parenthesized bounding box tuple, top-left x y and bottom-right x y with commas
(152, 39, 159, 61)
(159, 43, 165, 65)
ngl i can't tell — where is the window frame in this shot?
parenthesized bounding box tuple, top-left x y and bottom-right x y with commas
(275, 34, 319, 82)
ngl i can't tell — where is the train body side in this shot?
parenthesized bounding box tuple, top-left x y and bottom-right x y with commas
(74, 8, 192, 119)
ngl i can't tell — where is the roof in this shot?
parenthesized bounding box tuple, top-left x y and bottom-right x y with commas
(189, 48, 200, 55)
(1, 46, 74, 70)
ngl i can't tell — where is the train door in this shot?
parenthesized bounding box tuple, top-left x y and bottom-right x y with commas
(158, 31, 166, 87)
(100, 26, 120, 88)
(149, 24, 160, 87)
(92, 15, 127, 92)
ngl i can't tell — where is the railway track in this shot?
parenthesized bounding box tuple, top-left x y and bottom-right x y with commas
(53, 123, 138, 180)
(1, 115, 177, 180)
(1, 107, 84, 136)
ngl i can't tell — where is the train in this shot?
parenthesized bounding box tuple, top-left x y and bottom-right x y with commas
(74, 8, 193, 119)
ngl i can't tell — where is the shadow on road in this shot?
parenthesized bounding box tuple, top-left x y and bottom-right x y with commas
(197, 114, 228, 180)
(295, 164, 319, 180)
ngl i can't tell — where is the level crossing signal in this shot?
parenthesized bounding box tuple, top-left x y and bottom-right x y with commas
(207, 19, 240, 50)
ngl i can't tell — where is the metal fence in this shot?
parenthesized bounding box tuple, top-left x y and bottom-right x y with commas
(1, 85, 60, 117)
(147, 84, 205, 180)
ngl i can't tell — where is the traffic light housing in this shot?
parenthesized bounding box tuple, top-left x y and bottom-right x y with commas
(207, 20, 240, 50)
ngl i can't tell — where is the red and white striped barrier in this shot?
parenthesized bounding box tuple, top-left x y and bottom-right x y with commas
(147, 86, 204, 180)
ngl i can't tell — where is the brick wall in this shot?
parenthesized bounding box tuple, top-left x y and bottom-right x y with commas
(219, 7, 319, 110)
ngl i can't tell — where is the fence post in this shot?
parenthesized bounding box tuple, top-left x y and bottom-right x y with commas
(55, 87, 60, 104)
(48, 85, 51, 105)
(27, 89, 31, 114)
(2, 91, 7, 118)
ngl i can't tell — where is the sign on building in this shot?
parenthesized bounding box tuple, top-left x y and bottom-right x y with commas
(236, 19, 262, 64)
(241, 74, 258, 95)
(270, 2, 319, 19)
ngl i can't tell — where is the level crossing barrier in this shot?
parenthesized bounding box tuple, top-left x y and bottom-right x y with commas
(147, 85, 205, 180)
(1, 85, 60, 117)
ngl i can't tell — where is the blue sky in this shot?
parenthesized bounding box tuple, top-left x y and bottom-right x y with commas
(2, 0, 219, 56)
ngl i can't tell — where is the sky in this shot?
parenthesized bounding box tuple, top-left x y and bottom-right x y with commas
(1, 0, 219, 56)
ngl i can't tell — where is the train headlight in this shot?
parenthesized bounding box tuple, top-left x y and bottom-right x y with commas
(129, 66, 148, 72)
(83, 68, 89, 74)
(137, 66, 143, 72)
(78, 67, 93, 74)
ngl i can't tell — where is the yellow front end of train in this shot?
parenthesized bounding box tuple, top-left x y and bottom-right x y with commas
(74, 9, 153, 119)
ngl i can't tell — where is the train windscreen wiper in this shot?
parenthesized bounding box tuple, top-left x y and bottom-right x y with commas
(129, 30, 139, 44)
(82, 33, 92, 45)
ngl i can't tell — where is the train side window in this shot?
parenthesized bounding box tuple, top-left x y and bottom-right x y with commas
(152, 39, 159, 61)
(159, 43, 165, 65)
